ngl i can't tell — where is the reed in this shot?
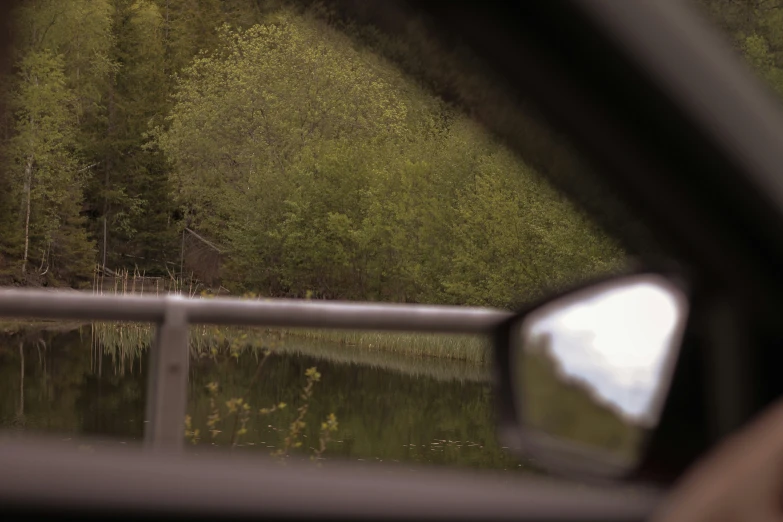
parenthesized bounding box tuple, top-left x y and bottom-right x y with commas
(284, 329, 489, 364)
(93, 266, 221, 297)
(272, 337, 490, 383)
(91, 322, 491, 382)
(89, 274, 491, 369)
(92, 323, 489, 363)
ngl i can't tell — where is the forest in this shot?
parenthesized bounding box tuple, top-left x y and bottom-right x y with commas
(0, 0, 779, 309)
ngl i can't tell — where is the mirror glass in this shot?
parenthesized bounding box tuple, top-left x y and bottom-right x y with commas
(514, 274, 688, 469)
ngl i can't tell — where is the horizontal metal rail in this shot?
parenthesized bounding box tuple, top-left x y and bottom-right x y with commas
(0, 289, 510, 452)
(0, 289, 510, 333)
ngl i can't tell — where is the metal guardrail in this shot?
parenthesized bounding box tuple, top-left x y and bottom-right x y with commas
(0, 289, 511, 451)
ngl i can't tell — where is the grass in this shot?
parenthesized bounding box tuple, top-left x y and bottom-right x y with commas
(90, 322, 491, 382)
(285, 329, 489, 364)
(271, 336, 490, 383)
(90, 321, 490, 364)
(87, 269, 491, 364)
(0, 319, 89, 334)
(92, 267, 230, 297)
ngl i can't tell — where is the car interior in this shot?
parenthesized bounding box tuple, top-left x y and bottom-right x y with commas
(3, 0, 783, 520)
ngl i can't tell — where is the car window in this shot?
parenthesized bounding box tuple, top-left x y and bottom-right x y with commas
(0, 0, 674, 475)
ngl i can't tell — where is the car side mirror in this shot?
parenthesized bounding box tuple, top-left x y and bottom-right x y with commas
(493, 274, 689, 480)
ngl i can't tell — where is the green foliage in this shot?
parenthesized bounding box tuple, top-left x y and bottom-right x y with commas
(4, 49, 95, 284)
(0, 0, 627, 300)
(0, 324, 523, 471)
(185, 365, 340, 461)
(0, 1, 262, 282)
(741, 33, 783, 96)
(155, 17, 407, 238)
(3, 0, 783, 300)
(696, 0, 783, 98)
(94, 0, 170, 269)
(272, 366, 322, 457)
(154, 14, 624, 306)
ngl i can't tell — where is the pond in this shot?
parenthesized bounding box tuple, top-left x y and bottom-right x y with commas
(0, 323, 529, 473)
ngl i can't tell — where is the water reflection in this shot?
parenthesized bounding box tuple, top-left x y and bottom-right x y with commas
(0, 323, 523, 472)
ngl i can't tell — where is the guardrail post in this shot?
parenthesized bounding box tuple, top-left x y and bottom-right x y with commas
(144, 296, 189, 451)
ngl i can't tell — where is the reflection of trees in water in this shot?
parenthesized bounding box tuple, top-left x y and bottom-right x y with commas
(91, 322, 490, 384)
(0, 326, 146, 439)
(0, 325, 524, 472)
(14, 342, 24, 428)
(184, 351, 524, 470)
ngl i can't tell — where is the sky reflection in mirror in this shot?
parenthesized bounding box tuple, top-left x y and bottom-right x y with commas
(525, 278, 686, 423)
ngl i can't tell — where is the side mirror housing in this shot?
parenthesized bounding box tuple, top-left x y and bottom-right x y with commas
(493, 274, 689, 481)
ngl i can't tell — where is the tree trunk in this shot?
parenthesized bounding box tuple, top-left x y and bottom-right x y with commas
(22, 73, 38, 280)
(103, 78, 115, 269)
(21, 154, 33, 277)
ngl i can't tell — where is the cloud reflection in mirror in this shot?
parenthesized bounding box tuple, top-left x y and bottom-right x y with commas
(522, 276, 687, 425)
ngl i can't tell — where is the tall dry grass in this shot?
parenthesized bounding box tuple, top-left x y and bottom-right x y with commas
(91, 322, 490, 382)
(89, 269, 491, 373)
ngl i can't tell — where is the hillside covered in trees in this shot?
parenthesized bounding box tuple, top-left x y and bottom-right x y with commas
(0, 0, 777, 308)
